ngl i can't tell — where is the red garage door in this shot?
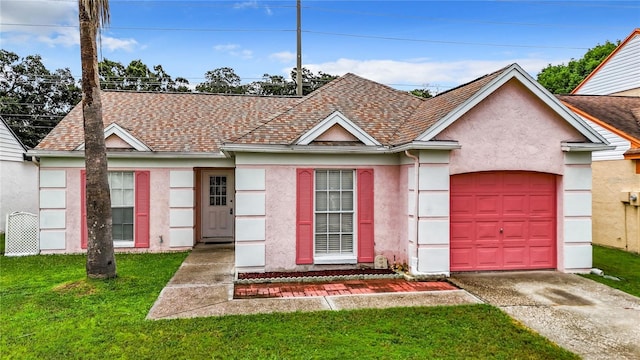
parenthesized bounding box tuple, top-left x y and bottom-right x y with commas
(450, 171, 556, 271)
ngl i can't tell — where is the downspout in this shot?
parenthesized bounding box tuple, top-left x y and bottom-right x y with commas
(405, 150, 420, 270)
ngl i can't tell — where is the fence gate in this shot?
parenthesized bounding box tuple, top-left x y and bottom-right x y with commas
(5, 212, 39, 256)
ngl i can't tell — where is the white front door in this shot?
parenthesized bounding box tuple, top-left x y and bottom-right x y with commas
(201, 170, 234, 240)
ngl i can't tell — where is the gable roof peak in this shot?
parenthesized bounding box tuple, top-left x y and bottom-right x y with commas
(413, 62, 607, 144)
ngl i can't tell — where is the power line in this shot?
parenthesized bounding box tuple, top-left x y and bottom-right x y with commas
(1, 23, 591, 50)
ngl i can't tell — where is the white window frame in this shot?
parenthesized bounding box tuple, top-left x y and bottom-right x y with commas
(108, 171, 135, 248)
(313, 169, 357, 264)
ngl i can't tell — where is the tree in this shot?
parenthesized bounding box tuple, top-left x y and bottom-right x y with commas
(247, 74, 295, 96)
(196, 67, 245, 94)
(0, 50, 81, 147)
(536, 41, 618, 94)
(245, 67, 338, 96)
(409, 88, 433, 99)
(290, 68, 338, 95)
(79, 0, 116, 279)
(98, 58, 191, 92)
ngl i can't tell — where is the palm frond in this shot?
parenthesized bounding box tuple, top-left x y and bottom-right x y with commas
(79, 0, 110, 28)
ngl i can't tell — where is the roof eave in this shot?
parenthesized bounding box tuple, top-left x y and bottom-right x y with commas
(27, 150, 229, 159)
(561, 142, 614, 152)
(222, 141, 461, 155)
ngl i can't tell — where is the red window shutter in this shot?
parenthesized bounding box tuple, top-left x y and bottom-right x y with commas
(357, 169, 374, 262)
(80, 170, 87, 249)
(134, 171, 151, 248)
(296, 168, 314, 264)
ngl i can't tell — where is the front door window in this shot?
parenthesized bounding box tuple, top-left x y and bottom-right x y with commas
(209, 176, 227, 206)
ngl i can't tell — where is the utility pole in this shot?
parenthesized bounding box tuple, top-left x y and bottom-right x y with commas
(296, 0, 303, 96)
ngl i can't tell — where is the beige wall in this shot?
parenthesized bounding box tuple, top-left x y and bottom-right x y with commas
(592, 160, 640, 253)
(611, 88, 640, 96)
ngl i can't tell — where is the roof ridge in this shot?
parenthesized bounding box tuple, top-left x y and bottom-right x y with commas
(226, 74, 379, 144)
(430, 64, 513, 98)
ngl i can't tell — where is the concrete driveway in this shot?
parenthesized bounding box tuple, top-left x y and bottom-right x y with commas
(450, 271, 640, 360)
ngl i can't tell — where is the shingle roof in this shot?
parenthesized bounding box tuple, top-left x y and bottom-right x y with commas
(37, 65, 533, 153)
(392, 65, 508, 144)
(557, 95, 640, 142)
(36, 92, 301, 152)
(230, 73, 424, 146)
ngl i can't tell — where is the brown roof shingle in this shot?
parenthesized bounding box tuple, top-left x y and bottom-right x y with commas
(230, 73, 424, 146)
(37, 92, 301, 152)
(557, 95, 640, 142)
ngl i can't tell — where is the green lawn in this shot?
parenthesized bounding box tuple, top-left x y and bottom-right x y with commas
(0, 252, 577, 359)
(582, 245, 640, 297)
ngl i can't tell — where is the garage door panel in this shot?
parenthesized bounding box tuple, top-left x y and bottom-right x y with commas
(477, 195, 500, 215)
(451, 221, 473, 235)
(451, 195, 474, 215)
(503, 195, 528, 215)
(530, 195, 555, 215)
(477, 248, 501, 268)
(530, 246, 554, 267)
(503, 173, 530, 191)
(530, 174, 556, 191)
(502, 221, 527, 240)
(476, 221, 500, 241)
(450, 171, 556, 271)
(450, 248, 474, 270)
(503, 247, 527, 267)
(529, 220, 554, 239)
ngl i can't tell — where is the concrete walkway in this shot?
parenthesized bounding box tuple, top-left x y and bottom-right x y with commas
(450, 271, 640, 360)
(147, 243, 481, 319)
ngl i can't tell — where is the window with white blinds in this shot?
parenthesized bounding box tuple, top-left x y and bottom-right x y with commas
(108, 171, 134, 242)
(314, 170, 354, 255)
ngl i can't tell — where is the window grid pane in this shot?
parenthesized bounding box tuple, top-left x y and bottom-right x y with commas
(314, 170, 354, 256)
(209, 176, 227, 206)
(109, 171, 135, 242)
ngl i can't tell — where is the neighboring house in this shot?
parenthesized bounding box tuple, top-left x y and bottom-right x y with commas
(0, 116, 39, 232)
(558, 95, 640, 254)
(572, 28, 640, 96)
(556, 28, 640, 254)
(30, 64, 610, 275)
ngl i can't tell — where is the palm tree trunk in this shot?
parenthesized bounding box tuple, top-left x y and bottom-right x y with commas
(79, 1, 116, 279)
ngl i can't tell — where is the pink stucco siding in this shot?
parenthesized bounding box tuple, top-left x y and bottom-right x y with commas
(264, 164, 407, 271)
(436, 79, 586, 175)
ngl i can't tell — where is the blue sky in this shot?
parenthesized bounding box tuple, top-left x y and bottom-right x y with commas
(1, 0, 638, 92)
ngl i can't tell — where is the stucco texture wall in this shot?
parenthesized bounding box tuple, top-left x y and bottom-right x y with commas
(0, 160, 38, 231)
(592, 159, 640, 253)
(264, 164, 406, 271)
(436, 79, 586, 175)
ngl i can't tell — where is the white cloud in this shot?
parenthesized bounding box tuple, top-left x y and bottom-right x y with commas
(101, 36, 139, 52)
(0, 1, 77, 28)
(302, 58, 566, 91)
(0, 0, 138, 51)
(233, 1, 272, 15)
(269, 51, 296, 63)
(214, 44, 253, 59)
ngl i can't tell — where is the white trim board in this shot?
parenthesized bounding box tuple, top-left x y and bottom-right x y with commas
(296, 111, 382, 146)
(75, 123, 151, 151)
